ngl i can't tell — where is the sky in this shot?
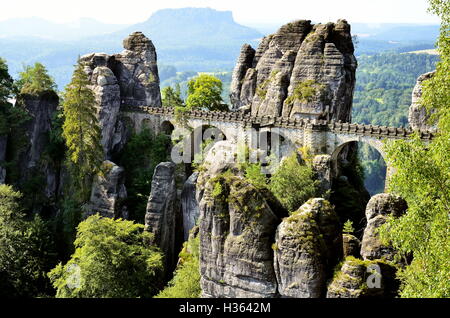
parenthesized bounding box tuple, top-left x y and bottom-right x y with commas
(0, 0, 440, 25)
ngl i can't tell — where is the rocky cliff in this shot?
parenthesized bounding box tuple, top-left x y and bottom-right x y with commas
(7, 91, 60, 205)
(80, 31, 161, 157)
(84, 160, 128, 219)
(230, 20, 357, 121)
(274, 199, 341, 298)
(360, 194, 407, 262)
(198, 170, 281, 298)
(81, 32, 162, 222)
(408, 71, 437, 132)
(145, 162, 182, 272)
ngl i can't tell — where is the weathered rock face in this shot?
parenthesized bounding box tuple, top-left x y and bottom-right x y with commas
(343, 234, 361, 258)
(326, 257, 399, 298)
(361, 194, 407, 261)
(11, 92, 59, 199)
(84, 160, 128, 219)
(230, 20, 356, 121)
(80, 54, 121, 157)
(112, 32, 161, 107)
(181, 172, 199, 241)
(80, 32, 161, 157)
(198, 157, 281, 298)
(274, 199, 342, 298)
(145, 162, 180, 271)
(312, 155, 332, 195)
(230, 44, 256, 110)
(408, 71, 437, 132)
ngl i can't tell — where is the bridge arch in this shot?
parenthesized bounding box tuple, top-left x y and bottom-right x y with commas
(161, 120, 175, 136)
(331, 136, 386, 163)
(330, 137, 388, 196)
(191, 124, 227, 161)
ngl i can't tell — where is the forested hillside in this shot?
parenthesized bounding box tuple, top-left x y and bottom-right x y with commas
(353, 52, 439, 126)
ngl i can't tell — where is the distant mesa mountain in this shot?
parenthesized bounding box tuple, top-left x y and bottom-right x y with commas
(107, 8, 263, 49)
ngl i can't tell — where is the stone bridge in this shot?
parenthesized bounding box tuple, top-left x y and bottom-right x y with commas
(120, 105, 435, 184)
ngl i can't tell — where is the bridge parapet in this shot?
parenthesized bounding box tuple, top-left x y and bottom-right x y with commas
(120, 105, 435, 140)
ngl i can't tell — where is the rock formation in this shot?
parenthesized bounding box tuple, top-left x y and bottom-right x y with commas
(273, 199, 341, 298)
(84, 160, 128, 219)
(181, 172, 199, 241)
(80, 32, 161, 157)
(195, 144, 283, 298)
(199, 172, 280, 298)
(80, 53, 121, 157)
(145, 162, 181, 271)
(326, 257, 399, 298)
(360, 194, 407, 261)
(112, 32, 162, 107)
(10, 91, 60, 201)
(343, 234, 361, 258)
(408, 71, 437, 132)
(230, 20, 357, 121)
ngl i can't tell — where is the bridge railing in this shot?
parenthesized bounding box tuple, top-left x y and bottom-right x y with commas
(120, 105, 435, 140)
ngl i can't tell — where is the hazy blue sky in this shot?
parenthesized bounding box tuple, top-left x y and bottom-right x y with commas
(0, 0, 440, 25)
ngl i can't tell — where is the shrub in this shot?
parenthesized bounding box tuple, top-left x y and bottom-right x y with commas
(49, 215, 164, 298)
(269, 152, 319, 213)
(156, 234, 201, 298)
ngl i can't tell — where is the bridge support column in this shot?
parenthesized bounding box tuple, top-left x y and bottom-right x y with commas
(304, 125, 328, 155)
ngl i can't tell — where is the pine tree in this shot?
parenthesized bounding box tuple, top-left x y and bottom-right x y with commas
(343, 220, 354, 234)
(162, 84, 184, 108)
(62, 60, 103, 202)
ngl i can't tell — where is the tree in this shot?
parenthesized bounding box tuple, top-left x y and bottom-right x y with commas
(156, 233, 201, 298)
(16, 62, 57, 94)
(162, 84, 184, 108)
(62, 60, 103, 202)
(380, 0, 450, 298)
(48, 215, 164, 298)
(0, 58, 17, 135)
(0, 185, 56, 297)
(269, 152, 320, 213)
(343, 220, 355, 234)
(186, 74, 228, 111)
(118, 129, 171, 223)
(0, 58, 15, 103)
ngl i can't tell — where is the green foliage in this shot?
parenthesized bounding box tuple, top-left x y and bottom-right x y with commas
(49, 215, 164, 298)
(353, 52, 438, 127)
(269, 152, 320, 213)
(0, 57, 18, 135)
(45, 109, 66, 164)
(379, 0, 450, 298)
(285, 80, 325, 106)
(117, 129, 171, 223)
(62, 60, 103, 202)
(244, 163, 269, 190)
(186, 74, 228, 111)
(156, 233, 201, 298)
(0, 185, 56, 297)
(162, 84, 184, 108)
(256, 71, 279, 100)
(358, 143, 387, 195)
(54, 197, 83, 259)
(330, 146, 370, 233)
(16, 62, 57, 95)
(343, 220, 355, 234)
